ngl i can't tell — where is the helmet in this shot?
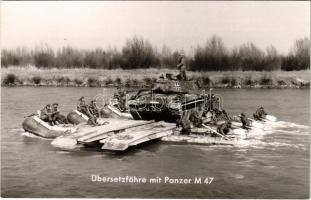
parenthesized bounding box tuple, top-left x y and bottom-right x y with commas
(46, 104, 51, 110)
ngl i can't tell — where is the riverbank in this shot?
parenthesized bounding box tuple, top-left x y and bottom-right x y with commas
(1, 66, 310, 88)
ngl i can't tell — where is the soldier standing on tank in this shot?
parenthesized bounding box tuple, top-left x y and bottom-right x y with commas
(177, 52, 187, 81)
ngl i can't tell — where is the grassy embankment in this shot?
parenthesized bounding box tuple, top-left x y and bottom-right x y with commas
(1, 66, 310, 89)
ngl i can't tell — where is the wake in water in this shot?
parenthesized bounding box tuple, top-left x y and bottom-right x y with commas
(9, 128, 46, 139)
(19, 130, 51, 140)
(265, 121, 309, 131)
(237, 121, 309, 150)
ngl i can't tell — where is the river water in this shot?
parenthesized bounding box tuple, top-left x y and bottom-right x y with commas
(1, 87, 309, 198)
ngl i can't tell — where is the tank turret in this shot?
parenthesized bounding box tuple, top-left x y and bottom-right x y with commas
(152, 73, 200, 93)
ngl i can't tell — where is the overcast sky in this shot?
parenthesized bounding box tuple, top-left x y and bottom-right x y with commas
(1, 1, 309, 54)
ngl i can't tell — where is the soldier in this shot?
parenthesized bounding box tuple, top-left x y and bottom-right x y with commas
(211, 108, 222, 124)
(89, 100, 101, 118)
(114, 87, 126, 111)
(253, 107, 267, 121)
(177, 52, 187, 80)
(217, 121, 232, 136)
(77, 97, 89, 115)
(240, 112, 251, 129)
(221, 109, 231, 121)
(40, 104, 54, 125)
(51, 103, 68, 124)
(176, 110, 191, 135)
(77, 97, 97, 125)
(190, 104, 204, 128)
(207, 94, 218, 111)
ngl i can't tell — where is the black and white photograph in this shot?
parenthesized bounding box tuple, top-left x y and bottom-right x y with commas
(1, 1, 310, 198)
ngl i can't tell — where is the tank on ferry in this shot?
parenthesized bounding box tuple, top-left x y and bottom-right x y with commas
(127, 74, 221, 123)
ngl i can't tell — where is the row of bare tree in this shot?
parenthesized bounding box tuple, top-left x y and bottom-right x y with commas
(1, 36, 310, 71)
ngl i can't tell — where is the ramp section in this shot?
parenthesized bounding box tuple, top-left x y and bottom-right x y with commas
(77, 119, 155, 143)
(100, 122, 175, 151)
(51, 118, 154, 149)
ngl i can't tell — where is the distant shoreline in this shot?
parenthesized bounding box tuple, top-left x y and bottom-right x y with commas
(1, 66, 310, 89)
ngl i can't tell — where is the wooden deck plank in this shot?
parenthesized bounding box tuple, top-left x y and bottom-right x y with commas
(100, 122, 175, 151)
(77, 119, 155, 143)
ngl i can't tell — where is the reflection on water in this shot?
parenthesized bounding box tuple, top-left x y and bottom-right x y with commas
(1, 87, 309, 198)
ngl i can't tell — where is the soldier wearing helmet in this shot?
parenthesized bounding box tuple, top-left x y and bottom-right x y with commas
(217, 121, 232, 136)
(240, 112, 250, 129)
(51, 103, 68, 124)
(89, 100, 101, 118)
(253, 106, 267, 121)
(77, 97, 98, 125)
(40, 104, 54, 125)
(177, 52, 187, 80)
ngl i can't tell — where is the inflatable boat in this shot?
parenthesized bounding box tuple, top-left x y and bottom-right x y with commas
(101, 105, 133, 119)
(67, 106, 133, 125)
(67, 110, 89, 125)
(22, 115, 76, 138)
